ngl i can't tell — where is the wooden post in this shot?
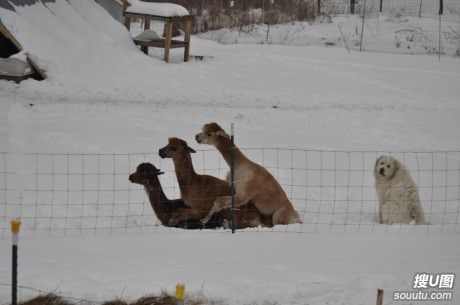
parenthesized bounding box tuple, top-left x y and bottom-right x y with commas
(141, 17, 151, 54)
(317, 0, 321, 15)
(164, 21, 173, 62)
(184, 19, 192, 62)
(379, 0, 383, 12)
(350, 0, 355, 14)
(376, 289, 384, 305)
(122, 0, 131, 31)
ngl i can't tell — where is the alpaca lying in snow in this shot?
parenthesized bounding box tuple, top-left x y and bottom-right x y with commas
(159, 137, 269, 228)
(195, 123, 302, 226)
(129, 162, 223, 229)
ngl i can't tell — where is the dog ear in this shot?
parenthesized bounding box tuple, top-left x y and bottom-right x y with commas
(389, 158, 400, 179)
(157, 170, 165, 175)
(216, 130, 230, 138)
(187, 146, 196, 153)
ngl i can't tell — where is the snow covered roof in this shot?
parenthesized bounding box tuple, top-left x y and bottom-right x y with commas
(126, 0, 189, 17)
(0, 0, 55, 11)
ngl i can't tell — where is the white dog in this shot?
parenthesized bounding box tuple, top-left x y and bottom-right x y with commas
(374, 156, 426, 225)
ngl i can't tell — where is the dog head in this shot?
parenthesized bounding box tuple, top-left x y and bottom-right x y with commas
(129, 163, 164, 185)
(158, 137, 196, 159)
(374, 155, 400, 181)
(195, 122, 230, 145)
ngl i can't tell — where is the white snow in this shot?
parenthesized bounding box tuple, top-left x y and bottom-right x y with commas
(0, 0, 460, 304)
(126, 0, 189, 17)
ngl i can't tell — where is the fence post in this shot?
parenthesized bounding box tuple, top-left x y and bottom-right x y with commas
(376, 289, 384, 305)
(350, 0, 355, 14)
(317, 0, 321, 16)
(175, 284, 185, 305)
(230, 123, 236, 234)
(359, 0, 367, 51)
(379, 0, 383, 12)
(439, 0, 443, 61)
(11, 219, 21, 305)
(418, 0, 423, 17)
(122, 0, 131, 31)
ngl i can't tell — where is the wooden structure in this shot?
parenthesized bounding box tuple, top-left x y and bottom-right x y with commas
(122, 2, 193, 62)
(0, 22, 46, 82)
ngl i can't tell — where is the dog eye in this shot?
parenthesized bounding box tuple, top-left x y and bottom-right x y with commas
(387, 165, 391, 168)
(206, 133, 211, 136)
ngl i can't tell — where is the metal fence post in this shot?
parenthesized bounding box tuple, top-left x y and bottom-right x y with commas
(11, 219, 21, 305)
(230, 123, 236, 234)
(360, 0, 367, 51)
(439, 0, 443, 61)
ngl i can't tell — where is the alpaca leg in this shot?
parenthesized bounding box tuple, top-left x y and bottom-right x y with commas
(169, 208, 203, 226)
(272, 206, 302, 225)
(201, 196, 250, 224)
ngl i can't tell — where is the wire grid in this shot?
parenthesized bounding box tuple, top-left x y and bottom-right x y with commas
(190, 0, 460, 57)
(0, 149, 459, 238)
(349, 0, 460, 56)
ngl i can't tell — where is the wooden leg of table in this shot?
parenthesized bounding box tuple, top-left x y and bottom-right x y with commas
(124, 16, 131, 31)
(164, 22, 173, 62)
(184, 20, 191, 62)
(141, 17, 151, 54)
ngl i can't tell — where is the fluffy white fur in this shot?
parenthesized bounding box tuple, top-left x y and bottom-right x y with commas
(374, 156, 426, 225)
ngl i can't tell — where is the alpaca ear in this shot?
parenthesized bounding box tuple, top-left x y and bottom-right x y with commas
(187, 146, 196, 153)
(216, 130, 230, 138)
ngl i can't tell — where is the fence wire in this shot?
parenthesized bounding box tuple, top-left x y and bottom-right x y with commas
(0, 149, 459, 238)
(188, 0, 460, 57)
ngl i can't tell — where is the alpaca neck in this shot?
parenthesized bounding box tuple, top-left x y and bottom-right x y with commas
(173, 153, 197, 186)
(144, 176, 170, 224)
(216, 137, 247, 167)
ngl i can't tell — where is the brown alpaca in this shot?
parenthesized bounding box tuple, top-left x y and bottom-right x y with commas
(195, 123, 302, 226)
(129, 163, 224, 229)
(159, 137, 266, 228)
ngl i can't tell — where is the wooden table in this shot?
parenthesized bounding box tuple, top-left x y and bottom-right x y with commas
(123, 12, 193, 62)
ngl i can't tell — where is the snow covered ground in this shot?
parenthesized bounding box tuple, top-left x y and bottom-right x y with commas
(1, 0, 460, 304)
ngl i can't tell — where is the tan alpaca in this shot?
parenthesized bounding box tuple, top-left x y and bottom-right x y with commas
(195, 123, 302, 226)
(159, 137, 264, 228)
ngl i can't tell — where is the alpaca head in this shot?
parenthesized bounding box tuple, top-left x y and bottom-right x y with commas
(158, 137, 196, 159)
(129, 163, 164, 186)
(195, 122, 230, 146)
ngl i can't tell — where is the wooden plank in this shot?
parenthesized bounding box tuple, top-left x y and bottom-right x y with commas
(163, 21, 173, 62)
(26, 53, 47, 80)
(0, 24, 23, 51)
(134, 39, 187, 49)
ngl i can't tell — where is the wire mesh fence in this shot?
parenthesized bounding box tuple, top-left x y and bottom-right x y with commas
(188, 0, 460, 57)
(1, 149, 459, 238)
